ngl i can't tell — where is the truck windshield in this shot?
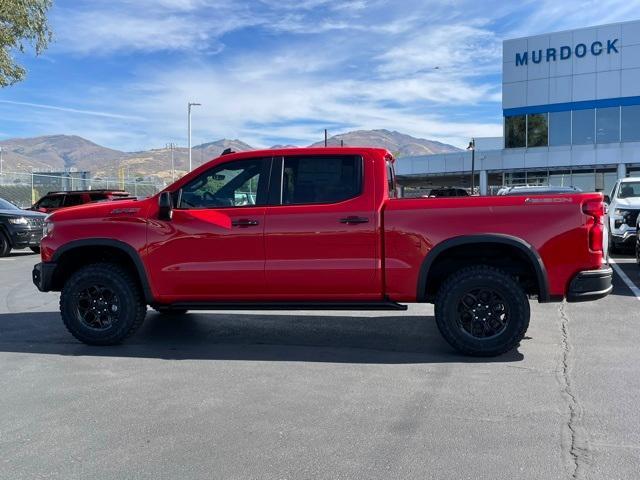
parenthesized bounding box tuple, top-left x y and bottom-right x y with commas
(0, 198, 19, 210)
(617, 182, 640, 198)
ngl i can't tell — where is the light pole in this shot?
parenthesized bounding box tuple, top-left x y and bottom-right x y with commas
(166, 143, 176, 182)
(467, 138, 476, 194)
(188, 102, 201, 172)
(0, 145, 3, 179)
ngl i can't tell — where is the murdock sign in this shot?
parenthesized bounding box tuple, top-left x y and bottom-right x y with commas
(515, 39, 619, 66)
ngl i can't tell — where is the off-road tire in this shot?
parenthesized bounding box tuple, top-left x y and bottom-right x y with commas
(434, 265, 530, 357)
(0, 231, 11, 257)
(60, 263, 147, 345)
(152, 307, 188, 316)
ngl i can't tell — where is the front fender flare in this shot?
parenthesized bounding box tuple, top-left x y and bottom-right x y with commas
(52, 238, 154, 304)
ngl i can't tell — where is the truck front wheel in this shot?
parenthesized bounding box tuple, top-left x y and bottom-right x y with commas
(60, 263, 147, 345)
(434, 265, 530, 357)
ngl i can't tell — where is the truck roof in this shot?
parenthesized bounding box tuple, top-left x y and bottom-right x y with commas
(218, 147, 393, 161)
(45, 189, 129, 195)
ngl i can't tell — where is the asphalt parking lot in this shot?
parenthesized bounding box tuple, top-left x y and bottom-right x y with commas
(1, 251, 639, 480)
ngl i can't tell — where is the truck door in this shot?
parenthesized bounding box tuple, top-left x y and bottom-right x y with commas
(263, 154, 380, 299)
(146, 157, 270, 300)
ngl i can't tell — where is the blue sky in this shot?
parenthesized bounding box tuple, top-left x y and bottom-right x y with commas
(0, 0, 638, 151)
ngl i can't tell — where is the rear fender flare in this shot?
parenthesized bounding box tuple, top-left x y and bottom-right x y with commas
(416, 234, 550, 302)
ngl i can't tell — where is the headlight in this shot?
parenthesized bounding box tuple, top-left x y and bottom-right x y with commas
(8, 217, 28, 225)
(614, 209, 629, 217)
(43, 220, 54, 237)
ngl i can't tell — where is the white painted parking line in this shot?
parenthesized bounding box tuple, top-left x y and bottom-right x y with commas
(610, 258, 640, 301)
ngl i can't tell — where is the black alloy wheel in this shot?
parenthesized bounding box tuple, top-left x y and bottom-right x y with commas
(435, 265, 530, 357)
(456, 287, 510, 340)
(60, 263, 146, 345)
(76, 284, 120, 330)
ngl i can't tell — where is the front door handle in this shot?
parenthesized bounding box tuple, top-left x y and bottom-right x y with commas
(232, 219, 260, 227)
(339, 216, 369, 225)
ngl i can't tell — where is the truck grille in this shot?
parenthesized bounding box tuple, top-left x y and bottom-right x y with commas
(623, 209, 640, 227)
(27, 217, 45, 229)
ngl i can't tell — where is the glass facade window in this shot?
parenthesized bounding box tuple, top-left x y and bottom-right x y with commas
(622, 105, 640, 142)
(548, 171, 572, 188)
(570, 171, 596, 192)
(504, 103, 640, 148)
(549, 111, 571, 146)
(572, 109, 595, 144)
(596, 107, 620, 144)
(505, 115, 526, 148)
(527, 113, 548, 147)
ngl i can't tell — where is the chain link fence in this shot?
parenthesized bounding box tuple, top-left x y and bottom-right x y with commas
(0, 171, 164, 208)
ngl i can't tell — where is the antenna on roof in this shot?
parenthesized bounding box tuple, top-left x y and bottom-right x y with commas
(324, 129, 328, 147)
(221, 148, 235, 155)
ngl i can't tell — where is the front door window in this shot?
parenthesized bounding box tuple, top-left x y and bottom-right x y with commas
(179, 159, 266, 209)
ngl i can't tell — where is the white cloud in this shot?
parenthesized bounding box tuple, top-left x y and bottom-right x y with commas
(0, 100, 143, 120)
(377, 23, 501, 77)
(26, 0, 633, 151)
(52, 1, 260, 55)
(100, 53, 502, 150)
(509, 0, 640, 38)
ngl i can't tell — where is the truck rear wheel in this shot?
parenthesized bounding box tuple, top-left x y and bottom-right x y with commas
(434, 265, 530, 357)
(60, 263, 147, 345)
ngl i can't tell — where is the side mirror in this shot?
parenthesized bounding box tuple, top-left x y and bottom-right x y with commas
(158, 191, 173, 221)
(603, 195, 610, 204)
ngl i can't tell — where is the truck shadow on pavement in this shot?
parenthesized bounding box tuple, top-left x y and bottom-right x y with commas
(0, 311, 525, 364)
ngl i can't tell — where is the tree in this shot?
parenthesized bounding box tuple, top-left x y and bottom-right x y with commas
(0, 0, 52, 87)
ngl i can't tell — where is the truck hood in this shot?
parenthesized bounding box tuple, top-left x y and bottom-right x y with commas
(48, 197, 153, 222)
(613, 197, 640, 208)
(0, 208, 47, 218)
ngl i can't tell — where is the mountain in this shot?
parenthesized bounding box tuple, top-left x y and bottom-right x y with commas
(269, 144, 299, 149)
(121, 139, 254, 180)
(0, 135, 255, 180)
(0, 130, 460, 182)
(308, 129, 460, 156)
(0, 135, 128, 173)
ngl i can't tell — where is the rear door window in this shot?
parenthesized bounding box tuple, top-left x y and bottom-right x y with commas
(279, 155, 362, 205)
(386, 159, 397, 198)
(89, 193, 109, 202)
(63, 194, 84, 207)
(36, 195, 63, 209)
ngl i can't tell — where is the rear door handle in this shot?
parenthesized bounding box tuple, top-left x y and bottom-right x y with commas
(232, 219, 260, 227)
(339, 216, 369, 225)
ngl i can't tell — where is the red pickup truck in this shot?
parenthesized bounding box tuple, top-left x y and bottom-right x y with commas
(33, 147, 612, 356)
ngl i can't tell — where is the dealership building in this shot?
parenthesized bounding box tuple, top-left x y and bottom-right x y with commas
(397, 19, 640, 195)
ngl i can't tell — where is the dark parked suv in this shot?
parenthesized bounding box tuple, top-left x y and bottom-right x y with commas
(0, 197, 47, 256)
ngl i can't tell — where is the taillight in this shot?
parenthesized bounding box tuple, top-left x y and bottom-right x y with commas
(582, 199, 605, 217)
(589, 223, 603, 252)
(582, 199, 605, 252)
